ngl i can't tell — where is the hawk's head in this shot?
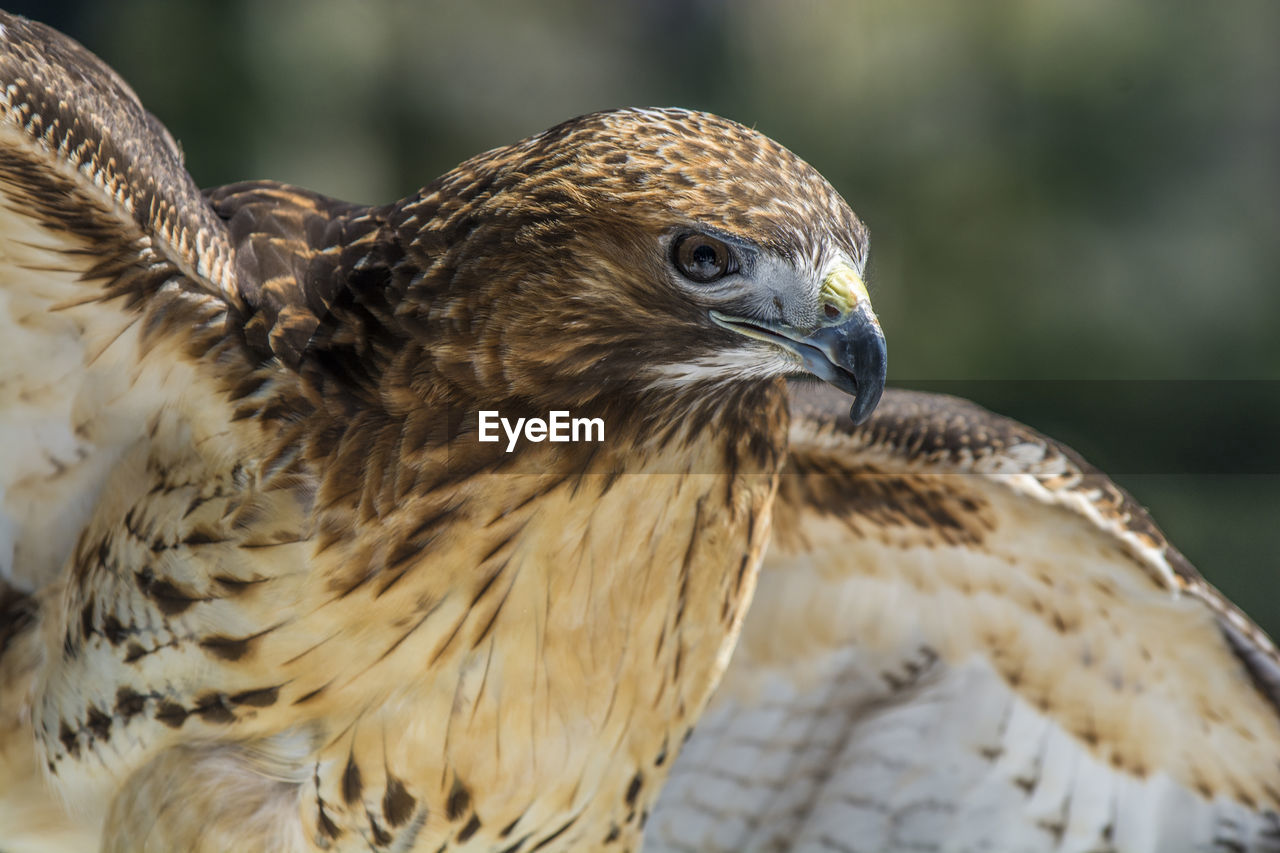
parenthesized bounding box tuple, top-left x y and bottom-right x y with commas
(400, 107, 886, 425)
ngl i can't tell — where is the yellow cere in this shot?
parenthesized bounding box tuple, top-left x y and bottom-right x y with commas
(819, 264, 870, 316)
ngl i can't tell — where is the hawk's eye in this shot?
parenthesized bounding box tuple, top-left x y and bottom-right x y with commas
(674, 234, 733, 283)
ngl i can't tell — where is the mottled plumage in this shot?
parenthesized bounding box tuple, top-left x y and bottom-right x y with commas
(1, 10, 1279, 853)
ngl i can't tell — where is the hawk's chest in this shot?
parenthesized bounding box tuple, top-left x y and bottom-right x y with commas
(303, 422, 784, 851)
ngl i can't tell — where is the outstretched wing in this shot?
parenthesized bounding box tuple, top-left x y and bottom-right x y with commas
(0, 12, 397, 595)
(0, 13, 400, 847)
(650, 384, 1280, 853)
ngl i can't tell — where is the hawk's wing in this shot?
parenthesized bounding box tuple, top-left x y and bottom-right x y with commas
(0, 13, 390, 597)
(650, 384, 1280, 853)
(0, 14, 396, 847)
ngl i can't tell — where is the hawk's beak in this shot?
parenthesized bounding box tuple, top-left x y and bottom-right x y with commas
(710, 264, 887, 425)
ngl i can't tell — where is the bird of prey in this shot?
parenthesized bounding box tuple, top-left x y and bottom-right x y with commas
(0, 11, 886, 852)
(0, 10, 1277, 853)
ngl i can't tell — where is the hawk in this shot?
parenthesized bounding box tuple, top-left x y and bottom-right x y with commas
(0, 11, 1277, 853)
(0, 11, 884, 852)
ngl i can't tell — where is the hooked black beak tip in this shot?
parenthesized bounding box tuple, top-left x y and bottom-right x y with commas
(840, 306, 887, 426)
(798, 304, 887, 426)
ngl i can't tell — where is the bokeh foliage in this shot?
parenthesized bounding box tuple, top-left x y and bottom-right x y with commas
(14, 0, 1280, 632)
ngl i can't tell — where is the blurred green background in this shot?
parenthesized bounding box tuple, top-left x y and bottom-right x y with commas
(14, 1, 1280, 632)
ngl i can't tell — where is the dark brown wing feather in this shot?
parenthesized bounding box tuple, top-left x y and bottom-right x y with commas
(206, 181, 407, 405)
(0, 12, 234, 296)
